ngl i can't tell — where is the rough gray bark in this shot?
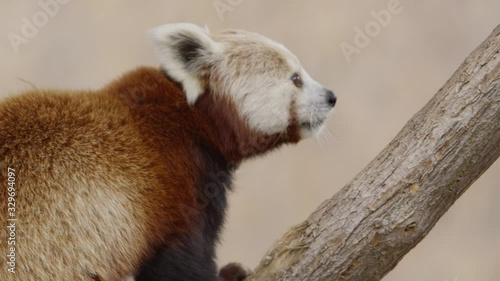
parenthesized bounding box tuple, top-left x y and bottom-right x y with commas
(247, 25, 500, 281)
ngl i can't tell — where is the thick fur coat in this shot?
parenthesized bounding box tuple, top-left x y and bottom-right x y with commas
(0, 23, 335, 281)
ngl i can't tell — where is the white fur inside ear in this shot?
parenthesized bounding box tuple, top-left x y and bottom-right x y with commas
(149, 23, 222, 104)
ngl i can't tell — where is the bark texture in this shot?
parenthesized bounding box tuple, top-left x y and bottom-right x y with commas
(247, 25, 500, 281)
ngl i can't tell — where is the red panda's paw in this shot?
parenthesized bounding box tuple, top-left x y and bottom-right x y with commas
(219, 263, 251, 281)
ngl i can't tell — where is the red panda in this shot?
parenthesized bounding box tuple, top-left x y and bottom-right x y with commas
(0, 23, 336, 281)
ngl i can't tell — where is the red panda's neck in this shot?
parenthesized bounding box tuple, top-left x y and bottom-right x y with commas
(193, 90, 301, 165)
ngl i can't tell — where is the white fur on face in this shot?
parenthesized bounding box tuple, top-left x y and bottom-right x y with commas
(212, 61, 295, 135)
(295, 70, 334, 138)
(213, 30, 333, 137)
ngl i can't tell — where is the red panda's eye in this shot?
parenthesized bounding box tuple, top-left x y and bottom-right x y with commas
(291, 73, 303, 88)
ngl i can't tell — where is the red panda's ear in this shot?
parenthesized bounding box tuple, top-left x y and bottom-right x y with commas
(149, 23, 222, 105)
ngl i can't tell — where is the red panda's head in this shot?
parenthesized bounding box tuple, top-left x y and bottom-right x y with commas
(149, 23, 336, 160)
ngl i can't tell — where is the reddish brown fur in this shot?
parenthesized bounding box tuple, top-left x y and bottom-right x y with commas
(0, 66, 300, 280)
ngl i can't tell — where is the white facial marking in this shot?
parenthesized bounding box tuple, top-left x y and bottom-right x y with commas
(213, 30, 334, 137)
(295, 70, 334, 138)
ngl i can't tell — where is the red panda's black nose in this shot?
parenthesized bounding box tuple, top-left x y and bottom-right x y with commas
(326, 89, 337, 107)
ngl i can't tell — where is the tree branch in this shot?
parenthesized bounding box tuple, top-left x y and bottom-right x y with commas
(247, 25, 500, 281)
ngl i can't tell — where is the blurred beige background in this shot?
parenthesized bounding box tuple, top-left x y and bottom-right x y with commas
(1, 1, 499, 280)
